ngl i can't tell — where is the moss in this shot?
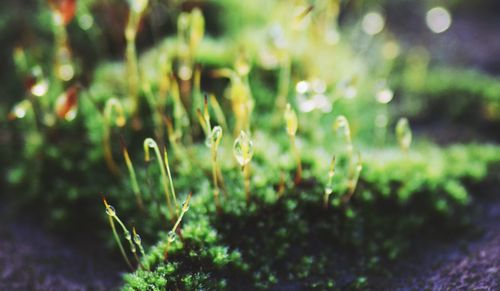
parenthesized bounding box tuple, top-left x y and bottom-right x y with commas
(392, 67, 500, 125)
(121, 143, 500, 289)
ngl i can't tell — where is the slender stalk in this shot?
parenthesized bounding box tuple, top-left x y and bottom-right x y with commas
(124, 0, 148, 115)
(209, 94, 228, 131)
(113, 214, 140, 265)
(290, 134, 302, 185)
(163, 148, 179, 212)
(285, 104, 301, 184)
(171, 78, 190, 138)
(278, 171, 286, 198)
(323, 156, 336, 208)
(243, 163, 251, 204)
(275, 54, 291, 111)
(344, 152, 362, 203)
(211, 143, 221, 212)
(103, 98, 126, 176)
(132, 226, 147, 260)
(108, 216, 132, 269)
(143, 138, 175, 218)
(122, 143, 144, 210)
(164, 116, 187, 164)
(396, 117, 412, 158)
(102, 197, 133, 270)
(171, 193, 191, 232)
(164, 193, 192, 260)
(197, 98, 225, 208)
(233, 131, 254, 204)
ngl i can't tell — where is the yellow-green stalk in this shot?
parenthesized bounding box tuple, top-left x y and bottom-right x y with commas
(111, 207, 140, 265)
(275, 54, 291, 112)
(191, 65, 203, 120)
(164, 116, 188, 164)
(163, 148, 179, 213)
(209, 126, 223, 211)
(102, 197, 133, 270)
(132, 226, 146, 259)
(122, 142, 143, 210)
(285, 103, 302, 185)
(197, 97, 225, 210)
(132, 226, 148, 270)
(278, 171, 286, 198)
(210, 68, 253, 134)
(396, 117, 412, 156)
(125, 0, 148, 114)
(233, 131, 254, 204)
(209, 94, 228, 131)
(164, 193, 192, 260)
(333, 115, 353, 159)
(234, 53, 254, 134)
(171, 78, 190, 139)
(344, 152, 362, 203)
(323, 156, 336, 208)
(142, 82, 165, 142)
(374, 81, 394, 145)
(143, 138, 176, 218)
(103, 98, 126, 176)
(176, 8, 205, 81)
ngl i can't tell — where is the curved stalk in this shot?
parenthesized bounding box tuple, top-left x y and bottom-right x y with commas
(143, 138, 176, 218)
(122, 142, 144, 210)
(323, 156, 336, 208)
(102, 197, 133, 270)
(103, 98, 126, 176)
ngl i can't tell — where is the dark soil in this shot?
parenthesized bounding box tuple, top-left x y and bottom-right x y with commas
(0, 203, 124, 291)
(366, 189, 500, 290)
(1, 187, 498, 290)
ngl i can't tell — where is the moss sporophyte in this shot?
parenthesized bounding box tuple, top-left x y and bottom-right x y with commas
(125, 0, 148, 116)
(285, 103, 302, 185)
(323, 156, 336, 208)
(396, 117, 412, 156)
(102, 196, 147, 270)
(164, 193, 192, 260)
(102, 196, 133, 270)
(143, 138, 179, 218)
(332, 116, 363, 203)
(121, 141, 144, 210)
(197, 96, 225, 212)
(233, 131, 254, 204)
(103, 98, 126, 176)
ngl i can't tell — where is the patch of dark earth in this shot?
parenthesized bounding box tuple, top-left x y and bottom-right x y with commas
(412, 121, 500, 145)
(1, 183, 499, 291)
(366, 183, 500, 290)
(0, 202, 124, 291)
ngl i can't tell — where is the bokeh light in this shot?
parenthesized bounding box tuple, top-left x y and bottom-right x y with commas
(426, 7, 452, 34)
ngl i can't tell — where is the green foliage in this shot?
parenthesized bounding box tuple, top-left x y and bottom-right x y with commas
(121, 143, 500, 289)
(392, 67, 500, 123)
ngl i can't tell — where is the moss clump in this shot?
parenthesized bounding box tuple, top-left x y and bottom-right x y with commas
(122, 144, 500, 289)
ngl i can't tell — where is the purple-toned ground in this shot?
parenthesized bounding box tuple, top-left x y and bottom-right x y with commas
(0, 192, 498, 290)
(0, 208, 124, 290)
(376, 193, 500, 290)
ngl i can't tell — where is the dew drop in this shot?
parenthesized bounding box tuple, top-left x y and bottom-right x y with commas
(233, 131, 254, 166)
(106, 205, 116, 217)
(167, 230, 176, 243)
